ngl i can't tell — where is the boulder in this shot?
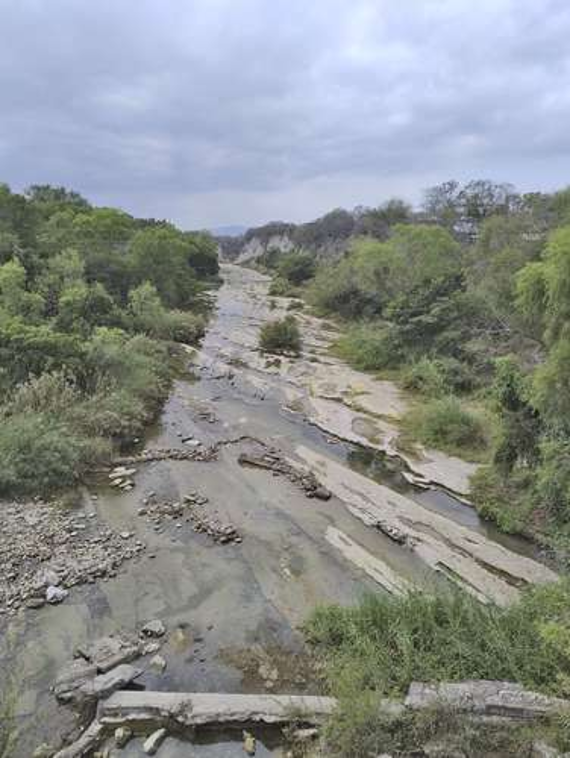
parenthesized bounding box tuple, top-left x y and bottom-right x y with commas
(141, 619, 166, 638)
(46, 586, 68, 604)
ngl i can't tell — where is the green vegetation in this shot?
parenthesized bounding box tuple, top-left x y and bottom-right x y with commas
(259, 315, 302, 355)
(402, 396, 490, 460)
(305, 583, 570, 757)
(0, 183, 218, 496)
(254, 180, 570, 551)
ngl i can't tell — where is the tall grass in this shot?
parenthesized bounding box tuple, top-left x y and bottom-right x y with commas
(305, 583, 570, 756)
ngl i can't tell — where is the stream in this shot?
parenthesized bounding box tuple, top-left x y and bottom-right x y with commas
(0, 265, 554, 757)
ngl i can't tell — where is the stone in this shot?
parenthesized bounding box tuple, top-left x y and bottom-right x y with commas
(114, 725, 133, 748)
(243, 730, 256, 755)
(46, 585, 69, 604)
(141, 619, 166, 638)
(90, 664, 142, 698)
(143, 728, 167, 755)
(149, 654, 167, 673)
(32, 744, 56, 758)
(77, 633, 140, 673)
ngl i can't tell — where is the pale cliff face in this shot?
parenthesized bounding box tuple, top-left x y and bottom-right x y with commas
(235, 233, 295, 263)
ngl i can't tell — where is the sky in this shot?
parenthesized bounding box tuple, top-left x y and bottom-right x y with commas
(1, 0, 570, 230)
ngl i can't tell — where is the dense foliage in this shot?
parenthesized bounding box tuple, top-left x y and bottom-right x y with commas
(0, 183, 218, 496)
(259, 180, 570, 547)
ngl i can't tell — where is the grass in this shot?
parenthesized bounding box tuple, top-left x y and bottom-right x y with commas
(304, 584, 570, 756)
(400, 395, 494, 462)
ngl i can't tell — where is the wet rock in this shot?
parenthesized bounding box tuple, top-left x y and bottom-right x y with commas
(141, 619, 166, 638)
(114, 725, 133, 748)
(26, 596, 46, 609)
(243, 730, 256, 755)
(311, 486, 332, 501)
(77, 633, 141, 673)
(46, 585, 69, 604)
(143, 728, 167, 755)
(149, 654, 167, 673)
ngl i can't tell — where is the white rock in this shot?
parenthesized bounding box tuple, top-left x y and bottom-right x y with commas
(141, 619, 166, 638)
(46, 585, 68, 604)
(143, 728, 167, 755)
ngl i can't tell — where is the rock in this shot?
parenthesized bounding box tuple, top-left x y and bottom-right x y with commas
(114, 726, 133, 748)
(312, 486, 331, 501)
(32, 744, 56, 757)
(149, 654, 167, 673)
(141, 619, 166, 638)
(46, 585, 69, 604)
(90, 664, 142, 699)
(291, 727, 319, 742)
(26, 597, 46, 609)
(243, 730, 256, 755)
(143, 728, 167, 755)
(77, 633, 141, 673)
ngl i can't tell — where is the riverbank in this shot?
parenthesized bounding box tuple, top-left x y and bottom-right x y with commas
(0, 264, 560, 757)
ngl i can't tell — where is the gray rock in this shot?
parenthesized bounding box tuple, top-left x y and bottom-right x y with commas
(149, 654, 166, 673)
(114, 725, 133, 748)
(32, 744, 56, 758)
(143, 728, 167, 755)
(46, 585, 69, 604)
(141, 619, 166, 638)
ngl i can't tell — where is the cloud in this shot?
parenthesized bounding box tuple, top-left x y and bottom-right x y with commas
(0, 0, 569, 227)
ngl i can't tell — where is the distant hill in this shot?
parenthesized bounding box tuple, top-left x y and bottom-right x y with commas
(215, 202, 414, 263)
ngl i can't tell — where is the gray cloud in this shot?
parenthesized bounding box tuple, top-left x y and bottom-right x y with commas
(1, 0, 569, 227)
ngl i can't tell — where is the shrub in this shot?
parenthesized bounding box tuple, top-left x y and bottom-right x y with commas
(402, 358, 447, 396)
(410, 396, 488, 454)
(336, 323, 403, 371)
(259, 316, 301, 355)
(268, 276, 297, 297)
(0, 412, 110, 495)
(277, 251, 316, 285)
(470, 465, 535, 533)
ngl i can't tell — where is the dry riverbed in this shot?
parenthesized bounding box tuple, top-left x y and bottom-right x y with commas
(0, 264, 558, 757)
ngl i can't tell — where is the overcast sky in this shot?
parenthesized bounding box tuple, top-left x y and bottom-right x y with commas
(1, 0, 569, 229)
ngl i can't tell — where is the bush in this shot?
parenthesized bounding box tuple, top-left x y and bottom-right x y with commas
(277, 251, 316, 285)
(0, 412, 110, 495)
(336, 323, 403, 371)
(470, 465, 535, 533)
(408, 396, 488, 456)
(268, 276, 297, 297)
(402, 358, 447, 395)
(259, 316, 301, 355)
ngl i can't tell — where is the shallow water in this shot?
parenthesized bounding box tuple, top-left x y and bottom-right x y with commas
(0, 265, 542, 756)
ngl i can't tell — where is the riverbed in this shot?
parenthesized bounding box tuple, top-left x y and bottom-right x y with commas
(0, 264, 556, 757)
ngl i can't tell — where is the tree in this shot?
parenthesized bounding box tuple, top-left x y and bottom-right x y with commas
(128, 227, 199, 308)
(278, 251, 316, 285)
(0, 259, 44, 321)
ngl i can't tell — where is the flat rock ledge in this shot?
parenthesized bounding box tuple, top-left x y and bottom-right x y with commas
(53, 681, 570, 757)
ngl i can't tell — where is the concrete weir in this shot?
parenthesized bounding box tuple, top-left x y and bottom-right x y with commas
(54, 692, 337, 757)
